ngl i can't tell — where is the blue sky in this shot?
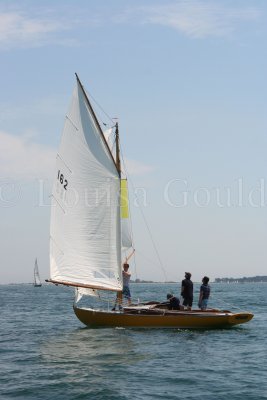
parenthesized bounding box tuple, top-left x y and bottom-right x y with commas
(0, 0, 267, 284)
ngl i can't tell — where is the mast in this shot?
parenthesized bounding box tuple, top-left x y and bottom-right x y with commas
(115, 121, 122, 304)
(115, 122, 121, 178)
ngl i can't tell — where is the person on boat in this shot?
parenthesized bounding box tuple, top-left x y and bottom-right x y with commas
(122, 262, 131, 304)
(181, 272, 193, 310)
(156, 293, 181, 310)
(198, 276, 210, 310)
(166, 293, 181, 310)
(112, 262, 131, 311)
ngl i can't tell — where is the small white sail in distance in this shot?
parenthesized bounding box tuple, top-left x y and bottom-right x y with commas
(49, 75, 122, 292)
(34, 258, 42, 286)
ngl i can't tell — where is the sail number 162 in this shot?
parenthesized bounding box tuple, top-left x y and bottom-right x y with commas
(57, 170, 68, 190)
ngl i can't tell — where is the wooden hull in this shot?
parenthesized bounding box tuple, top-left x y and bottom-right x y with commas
(74, 307, 253, 329)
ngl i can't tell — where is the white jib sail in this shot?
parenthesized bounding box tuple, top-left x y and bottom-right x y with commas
(75, 287, 99, 304)
(50, 78, 122, 291)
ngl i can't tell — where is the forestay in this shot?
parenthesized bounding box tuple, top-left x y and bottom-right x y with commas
(50, 78, 122, 291)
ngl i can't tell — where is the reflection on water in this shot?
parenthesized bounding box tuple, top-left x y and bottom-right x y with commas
(41, 327, 146, 366)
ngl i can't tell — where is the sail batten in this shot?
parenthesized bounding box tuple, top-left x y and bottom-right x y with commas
(50, 76, 122, 292)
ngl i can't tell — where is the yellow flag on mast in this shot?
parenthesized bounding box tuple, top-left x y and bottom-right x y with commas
(120, 179, 129, 219)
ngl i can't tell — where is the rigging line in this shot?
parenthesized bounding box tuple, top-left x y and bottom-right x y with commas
(119, 143, 168, 283)
(134, 248, 167, 272)
(210, 292, 242, 311)
(133, 198, 168, 283)
(84, 88, 115, 126)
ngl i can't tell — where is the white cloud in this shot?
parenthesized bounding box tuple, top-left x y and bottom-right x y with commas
(125, 1, 261, 39)
(0, 130, 154, 181)
(0, 11, 70, 49)
(123, 158, 155, 176)
(0, 95, 65, 124)
(0, 2, 261, 49)
(0, 131, 55, 180)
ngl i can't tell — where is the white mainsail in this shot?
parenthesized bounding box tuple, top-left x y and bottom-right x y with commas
(50, 76, 122, 291)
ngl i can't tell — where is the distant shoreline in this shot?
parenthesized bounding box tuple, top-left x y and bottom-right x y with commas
(214, 276, 267, 283)
(132, 277, 267, 284)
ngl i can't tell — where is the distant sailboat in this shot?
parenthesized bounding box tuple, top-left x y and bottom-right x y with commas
(47, 74, 253, 328)
(33, 258, 42, 287)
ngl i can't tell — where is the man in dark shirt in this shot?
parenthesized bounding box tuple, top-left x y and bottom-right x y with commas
(181, 272, 193, 310)
(198, 276, 210, 310)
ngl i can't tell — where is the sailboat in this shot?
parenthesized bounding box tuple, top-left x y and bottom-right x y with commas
(47, 74, 253, 328)
(33, 258, 42, 287)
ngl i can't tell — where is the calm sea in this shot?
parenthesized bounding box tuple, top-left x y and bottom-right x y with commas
(0, 283, 266, 400)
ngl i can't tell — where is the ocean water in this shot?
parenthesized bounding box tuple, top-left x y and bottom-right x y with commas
(0, 283, 266, 400)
